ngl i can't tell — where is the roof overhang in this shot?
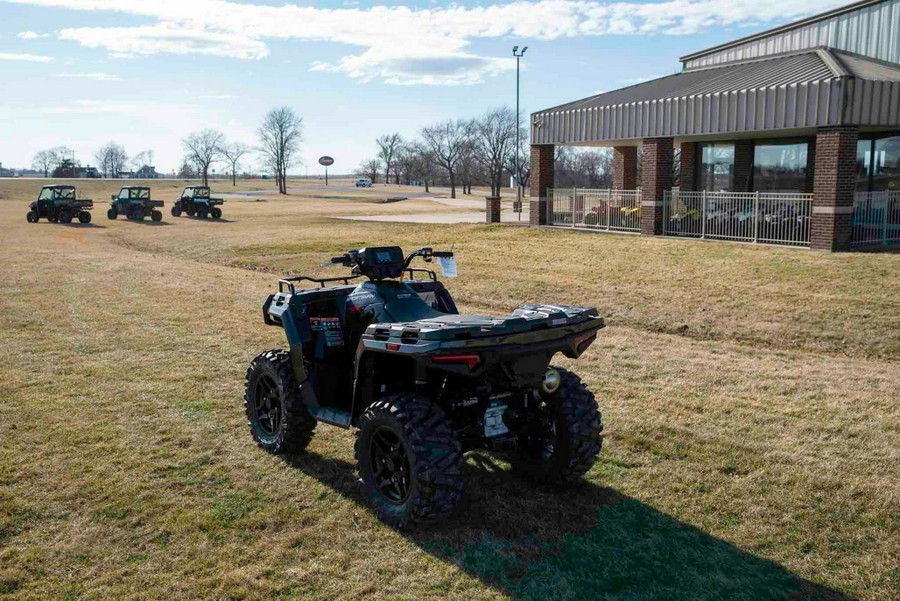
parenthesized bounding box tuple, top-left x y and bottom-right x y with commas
(531, 49, 900, 146)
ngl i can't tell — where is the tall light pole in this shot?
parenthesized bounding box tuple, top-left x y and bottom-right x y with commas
(513, 46, 528, 220)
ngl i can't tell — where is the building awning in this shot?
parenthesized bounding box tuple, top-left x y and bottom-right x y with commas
(531, 48, 900, 146)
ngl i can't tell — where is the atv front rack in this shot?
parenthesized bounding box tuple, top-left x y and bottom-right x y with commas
(278, 268, 438, 293)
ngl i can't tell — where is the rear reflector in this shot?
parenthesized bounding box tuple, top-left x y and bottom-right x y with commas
(386, 343, 401, 351)
(431, 353, 480, 369)
(573, 332, 597, 353)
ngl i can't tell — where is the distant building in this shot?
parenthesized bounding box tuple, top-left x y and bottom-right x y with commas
(75, 165, 100, 179)
(133, 165, 161, 179)
(0, 162, 16, 177)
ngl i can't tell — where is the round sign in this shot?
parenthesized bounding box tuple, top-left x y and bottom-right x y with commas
(318, 156, 334, 166)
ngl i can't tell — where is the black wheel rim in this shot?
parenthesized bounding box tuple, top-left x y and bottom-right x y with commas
(253, 374, 281, 437)
(520, 399, 557, 463)
(370, 427, 412, 504)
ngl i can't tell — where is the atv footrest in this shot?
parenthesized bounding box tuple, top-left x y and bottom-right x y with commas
(313, 407, 352, 428)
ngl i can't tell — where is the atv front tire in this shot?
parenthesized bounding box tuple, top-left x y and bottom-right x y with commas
(244, 349, 316, 454)
(511, 368, 602, 483)
(171, 205, 182, 217)
(26, 211, 38, 223)
(356, 394, 464, 528)
(107, 208, 117, 220)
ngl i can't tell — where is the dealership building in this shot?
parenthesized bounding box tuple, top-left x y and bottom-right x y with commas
(525, 0, 900, 250)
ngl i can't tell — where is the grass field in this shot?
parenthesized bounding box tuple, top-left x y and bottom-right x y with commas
(1, 178, 898, 600)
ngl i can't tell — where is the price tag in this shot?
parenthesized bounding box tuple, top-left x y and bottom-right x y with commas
(437, 255, 458, 278)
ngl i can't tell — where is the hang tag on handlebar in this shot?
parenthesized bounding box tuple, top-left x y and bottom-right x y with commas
(437, 255, 458, 278)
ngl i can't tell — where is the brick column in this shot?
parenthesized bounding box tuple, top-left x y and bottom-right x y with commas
(529, 144, 554, 226)
(486, 196, 501, 224)
(805, 139, 816, 193)
(613, 146, 638, 190)
(811, 127, 858, 252)
(733, 140, 754, 192)
(679, 142, 697, 191)
(641, 138, 674, 235)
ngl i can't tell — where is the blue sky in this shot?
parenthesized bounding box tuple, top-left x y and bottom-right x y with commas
(0, 0, 847, 175)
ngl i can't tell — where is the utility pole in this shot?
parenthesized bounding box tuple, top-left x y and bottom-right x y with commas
(513, 46, 528, 221)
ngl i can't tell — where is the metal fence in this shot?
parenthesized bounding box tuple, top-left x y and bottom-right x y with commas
(663, 190, 813, 246)
(547, 189, 642, 232)
(852, 192, 900, 246)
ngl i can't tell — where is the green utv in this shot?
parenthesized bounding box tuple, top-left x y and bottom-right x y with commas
(26, 185, 93, 223)
(171, 186, 223, 219)
(245, 246, 604, 527)
(107, 186, 164, 221)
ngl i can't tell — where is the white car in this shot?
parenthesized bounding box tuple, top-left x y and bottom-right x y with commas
(355, 178, 373, 188)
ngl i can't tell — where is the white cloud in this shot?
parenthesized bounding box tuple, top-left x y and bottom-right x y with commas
(60, 25, 267, 60)
(17, 30, 50, 39)
(52, 71, 119, 80)
(0, 52, 53, 62)
(1, 0, 849, 85)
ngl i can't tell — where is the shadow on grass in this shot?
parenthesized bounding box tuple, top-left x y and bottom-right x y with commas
(285, 452, 851, 601)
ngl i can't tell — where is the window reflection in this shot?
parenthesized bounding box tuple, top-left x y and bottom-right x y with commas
(753, 141, 809, 193)
(873, 136, 900, 192)
(699, 144, 734, 191)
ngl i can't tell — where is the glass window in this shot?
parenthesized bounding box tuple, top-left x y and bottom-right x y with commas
(119, 189, 131, 199)
(137, 188, 149, 198)
(196, 188, 210, 198)
(857, 139, 872, 191)
(753, 141, 810, 193)
(699, 144, 734, 191)
(872, 136, 900, 192)
(39, 188, 53, 201)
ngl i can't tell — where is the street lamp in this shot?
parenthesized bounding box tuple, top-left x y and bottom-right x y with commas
(513, 46, 528, 220)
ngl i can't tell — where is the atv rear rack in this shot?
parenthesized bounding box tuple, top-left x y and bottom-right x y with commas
(278, 268, 438, 294)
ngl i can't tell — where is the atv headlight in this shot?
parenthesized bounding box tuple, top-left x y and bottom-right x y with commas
(541, 368, 561, 394)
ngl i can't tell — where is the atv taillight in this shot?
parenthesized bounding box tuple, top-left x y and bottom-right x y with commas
(431, 353, 481, 369)
(573, 331, 597, 354)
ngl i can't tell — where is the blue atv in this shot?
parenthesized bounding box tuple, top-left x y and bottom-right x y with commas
(244, 246, 604, 527)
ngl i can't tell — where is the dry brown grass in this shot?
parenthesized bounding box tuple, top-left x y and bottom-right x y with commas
(0, 181, 897, 600)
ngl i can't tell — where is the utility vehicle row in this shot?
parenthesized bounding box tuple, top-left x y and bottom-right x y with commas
(25, 184, 225, 223)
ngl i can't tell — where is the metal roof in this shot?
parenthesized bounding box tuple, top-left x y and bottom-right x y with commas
(531, 49, 900, 145)
(681, 0, 890, 63)
(681, 0, 900, 69)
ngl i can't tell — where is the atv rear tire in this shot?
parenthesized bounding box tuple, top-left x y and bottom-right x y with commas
(211, 207, 222, 219)
(59, 211, 73, 224)
(78, 211, 91, 224)
(26, 211, 38, 223)
(356, 394, 464, 528)
(151, 210, 163, 222)
(197, 206, 209, 219)
(107, 208, 117, 220)
(511, 368, 602, 484)
(244, 349, 316, 454)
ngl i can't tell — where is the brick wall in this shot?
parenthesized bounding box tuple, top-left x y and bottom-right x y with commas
(613, 146, 638, 190)
(811, 127, 858, 251)
(640, 138, 673, 235)
(529, 144, 555, 226)
(680, 142, 697, 191)
(733, 140, 754, 192)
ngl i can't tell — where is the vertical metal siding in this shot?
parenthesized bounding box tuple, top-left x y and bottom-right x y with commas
(685, 0, 900, 69)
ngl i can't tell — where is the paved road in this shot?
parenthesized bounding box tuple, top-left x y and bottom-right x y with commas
(333, 210, 529, 225)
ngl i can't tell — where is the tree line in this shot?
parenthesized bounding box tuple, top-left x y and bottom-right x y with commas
(29, 106, 303, 194)
(356, 106, 618, 198)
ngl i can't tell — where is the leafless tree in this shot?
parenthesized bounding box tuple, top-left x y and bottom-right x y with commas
(183, 129, 224, 186)
(222, 142, 250, 186)
(421, 119, 468, 199)
(405, 143, 437, 193)
(376, 133, 403, 185)
(94, 142, 129, 178)
(355, 158, 382, 183)
(32, 148, 61, 178)
(178, 158, 196, 179)
(258, 107, 303, 194)
(130, 149, 154, 171)
(470, 107, 518, 197)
